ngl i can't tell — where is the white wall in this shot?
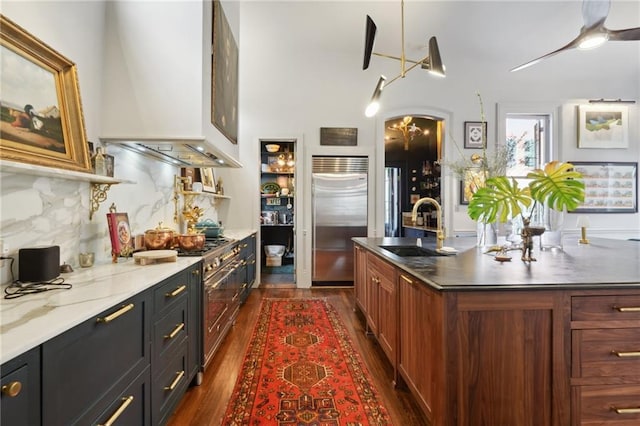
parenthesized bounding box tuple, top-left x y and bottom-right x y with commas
(1, 0, 638, 285)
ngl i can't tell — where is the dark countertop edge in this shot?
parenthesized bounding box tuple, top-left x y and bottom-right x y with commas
(353, 236, 640, 292)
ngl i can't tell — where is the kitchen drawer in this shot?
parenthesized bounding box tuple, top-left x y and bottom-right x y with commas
(42, 290, 150, 426)
(1, 348, 40, 426)
(153, 298, 188, 365)
(573, 328, 640, 378)
(153, 345, 189, 425)
(154, 269, 190, 315)
(572, 295, 640, 322)
(90, 366, 151, 426)
(574, 384, 640, 425)
(368, 252, 395, 277)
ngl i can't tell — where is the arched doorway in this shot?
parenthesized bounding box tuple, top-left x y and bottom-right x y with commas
(384, 115, 444, 237)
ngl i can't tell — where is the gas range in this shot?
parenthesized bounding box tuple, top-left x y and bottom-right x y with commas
(174, 237, 235, 257)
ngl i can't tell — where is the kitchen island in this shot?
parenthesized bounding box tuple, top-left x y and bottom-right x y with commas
(353, 236, 640, 426)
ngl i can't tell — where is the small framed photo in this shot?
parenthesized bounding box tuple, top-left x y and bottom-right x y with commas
(464, 121, 486, 149)
(198, 168, 217, 193)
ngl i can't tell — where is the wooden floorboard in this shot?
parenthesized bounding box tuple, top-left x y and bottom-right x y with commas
(166, 287, 428, 425)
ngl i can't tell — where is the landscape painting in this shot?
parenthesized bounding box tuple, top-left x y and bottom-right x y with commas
(578, 104, 629, 149)
(0, 15, 90, 172)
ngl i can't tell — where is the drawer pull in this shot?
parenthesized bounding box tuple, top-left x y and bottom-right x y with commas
(165, 322, 185, 339)
(99, 395, 134, 426)
(613, 305, 640, 312)
(192, 269, 200, 276)
(612, 406, 640, 414)
(165, 284, 186, 298)
(97, 303, 134, 323)
(164, 370, 185, 391)
(400, 275, 414, 285)
(611, 350, 640, 357)
(1, 381, 22, 397)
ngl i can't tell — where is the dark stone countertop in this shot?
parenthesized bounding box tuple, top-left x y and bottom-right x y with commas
(353, 236, 640, 291)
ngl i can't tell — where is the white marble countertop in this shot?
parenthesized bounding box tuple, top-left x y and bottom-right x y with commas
(0, 229, 256, 365)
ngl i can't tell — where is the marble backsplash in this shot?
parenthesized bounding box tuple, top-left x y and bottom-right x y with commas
(0, 145, 220, 285)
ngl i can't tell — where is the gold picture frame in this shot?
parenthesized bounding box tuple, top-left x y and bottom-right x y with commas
(0, 15, 91, 172)
(199, 167, 217, 193)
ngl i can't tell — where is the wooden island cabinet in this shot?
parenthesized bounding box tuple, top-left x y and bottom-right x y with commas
(353, 237, 640, 426)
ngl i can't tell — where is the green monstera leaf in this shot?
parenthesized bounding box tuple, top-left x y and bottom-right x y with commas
(527, 161, 585, 212)
(467, 161, 585, 224)
(467, 177, 532, 224)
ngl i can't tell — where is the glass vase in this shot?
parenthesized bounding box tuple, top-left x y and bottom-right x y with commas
(539, 208, 564, 251)
(476, 221, 498, 247)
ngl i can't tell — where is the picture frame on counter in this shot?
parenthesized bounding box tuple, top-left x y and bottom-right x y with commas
(199, 167, 217, 193)
(106, 210, 134, 262)
(571, 161, 637, 213)
(464, 121, 487, 149)
(0, 15, 91, 173)
(577, 104, 629, 149)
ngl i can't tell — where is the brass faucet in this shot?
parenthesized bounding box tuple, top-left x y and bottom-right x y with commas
(411, 197, 444, 250)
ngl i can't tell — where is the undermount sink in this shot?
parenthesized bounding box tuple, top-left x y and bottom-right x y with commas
(379, 245, 445, 257)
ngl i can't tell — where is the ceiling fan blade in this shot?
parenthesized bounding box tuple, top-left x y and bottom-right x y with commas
(609, 27, 640, 41)
(582, 0, 610, 28)
(510, 36, 583, 72)
(363, 15, 377, 70)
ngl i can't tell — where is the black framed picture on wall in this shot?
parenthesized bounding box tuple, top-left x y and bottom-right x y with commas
(464, 121, 486, 149)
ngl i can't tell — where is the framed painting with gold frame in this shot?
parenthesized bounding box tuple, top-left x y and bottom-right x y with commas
(0, 16, 91, 172)
(199, 167, 217, 193)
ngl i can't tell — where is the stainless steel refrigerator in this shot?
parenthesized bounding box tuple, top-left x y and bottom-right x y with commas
(312, 156, 368, 285)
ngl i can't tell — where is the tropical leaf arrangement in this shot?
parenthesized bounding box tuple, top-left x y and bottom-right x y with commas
(467, 161, 585, 224)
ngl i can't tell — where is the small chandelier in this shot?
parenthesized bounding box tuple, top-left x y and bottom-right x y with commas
(387, 116, 428, 151)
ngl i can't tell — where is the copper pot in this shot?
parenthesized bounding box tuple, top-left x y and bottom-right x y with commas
(177, 233, 205, 251)
(144, 223, 175, 250)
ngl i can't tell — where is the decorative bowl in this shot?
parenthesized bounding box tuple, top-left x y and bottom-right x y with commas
(265, 144, 280, 153)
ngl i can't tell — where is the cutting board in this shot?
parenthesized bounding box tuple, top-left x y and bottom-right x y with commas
(133, 250, 178, 266)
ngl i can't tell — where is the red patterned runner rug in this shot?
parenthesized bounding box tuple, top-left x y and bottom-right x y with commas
(223, 298, 392, 425)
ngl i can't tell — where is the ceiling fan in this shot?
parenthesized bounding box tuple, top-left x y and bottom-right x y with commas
(511, 0, 640, 72)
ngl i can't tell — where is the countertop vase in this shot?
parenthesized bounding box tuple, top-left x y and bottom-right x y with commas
(476, 221, 497, 247)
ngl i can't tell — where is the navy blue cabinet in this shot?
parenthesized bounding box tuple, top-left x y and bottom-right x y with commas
(1, 347, 41, 426)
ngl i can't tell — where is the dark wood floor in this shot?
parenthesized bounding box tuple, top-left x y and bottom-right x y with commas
(167, 286, 428, 425)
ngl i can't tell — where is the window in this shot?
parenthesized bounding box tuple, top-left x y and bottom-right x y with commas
(505, 114, 550, 177)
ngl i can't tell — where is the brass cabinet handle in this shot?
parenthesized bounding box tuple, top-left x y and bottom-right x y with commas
(164, 323, 185, 340)
(96, 304, 134, 323)
(242, 243, 248, 248)
(165, 284, 186, 298)
(611, 350, 640, 357)
(612, 406, 640, 414)
(99, 395, 134, 426)
(1, 381, 22, 397)
(164, 370, 185, 391)
(191, 269, 200, 276)
(250, 259, 256, 265)
(613, 305, 640, 312)
(242, 283, 248, 289)
(400, 275, 414, 285)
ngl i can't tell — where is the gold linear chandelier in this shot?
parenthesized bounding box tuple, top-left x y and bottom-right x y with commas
(363, 0, 446, 117)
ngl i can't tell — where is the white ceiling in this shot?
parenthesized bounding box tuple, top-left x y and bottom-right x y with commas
(249, 0, 640, 83)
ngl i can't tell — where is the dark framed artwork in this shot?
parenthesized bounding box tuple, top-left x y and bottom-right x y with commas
(211, 0, 238, 144)
(0, 15, 91, 172)
(571, 162, 637, 213)
(320, 127, 358, 146)
(464, 121, 486, 149)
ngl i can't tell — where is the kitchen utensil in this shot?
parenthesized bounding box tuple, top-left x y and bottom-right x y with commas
(261, 211, 278, 225)
(177, 233, 206, 251)
(261, 182, 280, 194)
(194, 219, 225, 237)
(133, 250, 178, 265)
(144, 222, 175, 250)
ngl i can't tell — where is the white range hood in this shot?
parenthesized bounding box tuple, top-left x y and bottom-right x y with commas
(101, 137, 242, 168)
